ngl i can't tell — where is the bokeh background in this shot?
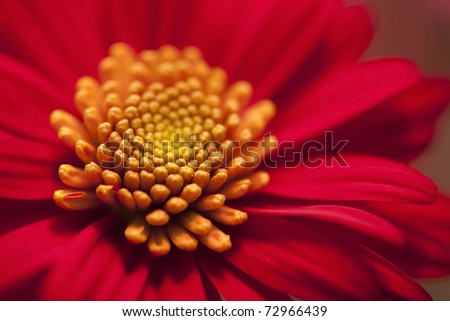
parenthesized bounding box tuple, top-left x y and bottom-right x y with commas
(346, 0, 450, 300)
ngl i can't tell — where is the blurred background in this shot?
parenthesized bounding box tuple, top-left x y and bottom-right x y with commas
(346, 0, 450, 300)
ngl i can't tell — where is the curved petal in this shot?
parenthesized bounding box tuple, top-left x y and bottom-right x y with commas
(272, 59, 423, 143)
(89, 239, 134, 300)
(223, 215, 430, 300)
(241, 204, 404, 247)
(113, 247, 152, 300)
(197, 250, 290, 301)
(329, 78, 450, 162)
(355, 194, 450, 278)
(0, 199, 58, 234)
(262, 155, 437, 203)
(216, 0, 339, 101)
(0, 210, 102, 299)
(0, 138, 76, 200)
(319, 5, 373, 67)
(115, 248, 215, 300)
(39, 215, 118, 299)
(240, 194, 450, 279)
(0, 55, 70, 143)
(196, 268, 222, 301)
(116, 251, 209, 301)
(273, 5, 374, 105)
(142, 251, 208, 300)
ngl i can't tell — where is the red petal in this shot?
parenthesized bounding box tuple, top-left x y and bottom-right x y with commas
(272, 59, 422, 143)
(197, 250, 290, 300)
(223, 215, 430, 300)
(0, 211, 101, 299)
(355, 194, 450, 278)
(0, 138, 76, 200)
(114, 248, 151, 300)
(0, 55, 70, 143)
(241, 204, 403, 247)
(197, 267, 222, 300)
(0, 200, 57, 234)
(238, 193, 450, 279)
(115, 250, 210, 300)
(90, 240, 134, 300)
(39, 216, 118, 299)
(273, 5, 373, 107)
(100, 1, 154, 50)
(217, 0, 339, 101)
(142, 251, 208, 300)
(0, 1, 107, 92)
(321, 5, 373, 66)
(145, 0, 339, 101)
(263, 155, 437, 203)
(330, 78, 450, 162)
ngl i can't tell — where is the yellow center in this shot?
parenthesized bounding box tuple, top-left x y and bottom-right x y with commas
(51, 43, 276, 256)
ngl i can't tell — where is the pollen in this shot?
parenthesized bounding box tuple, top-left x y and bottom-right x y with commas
(51, 43, 276, 256)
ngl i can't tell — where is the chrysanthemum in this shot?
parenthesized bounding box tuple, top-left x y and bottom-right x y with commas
(1, 0, 450, 300)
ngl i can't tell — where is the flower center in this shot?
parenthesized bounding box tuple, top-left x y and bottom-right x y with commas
(51, 43, 276, 256)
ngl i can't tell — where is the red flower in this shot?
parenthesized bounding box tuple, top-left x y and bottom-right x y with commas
(1, 0, 450, 300)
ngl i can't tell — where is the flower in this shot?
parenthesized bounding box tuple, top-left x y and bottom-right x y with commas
(1, 0, 450, 300)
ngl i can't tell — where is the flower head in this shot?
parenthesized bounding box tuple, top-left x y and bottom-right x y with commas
(1, 0, 450, 300)
(51, 43, 276, 256)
